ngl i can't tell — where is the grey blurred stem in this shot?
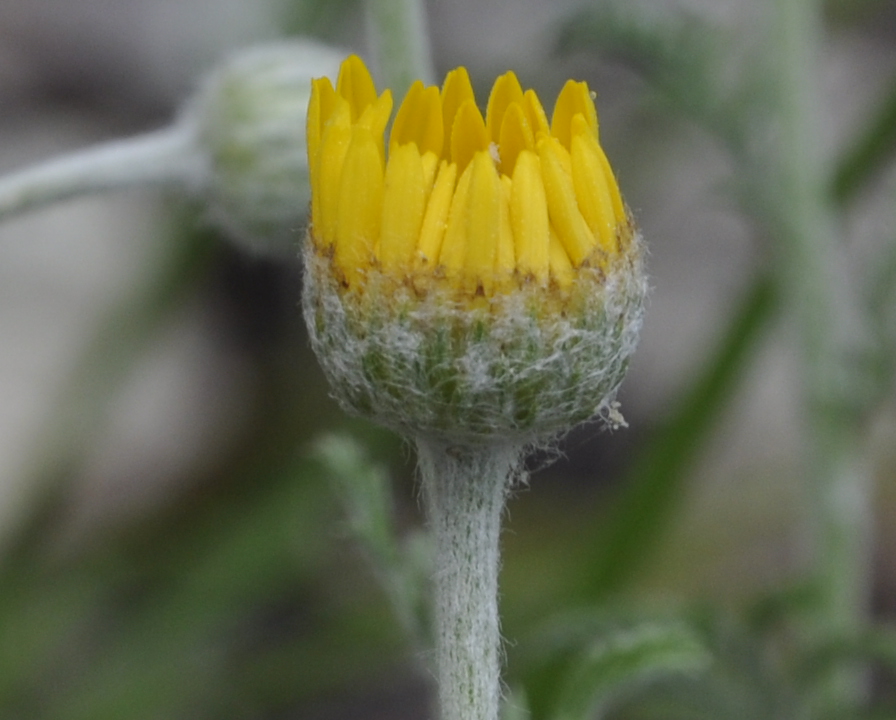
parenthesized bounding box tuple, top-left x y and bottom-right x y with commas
(0, 125, 200, 222)
(416, 438, 521, 720)
(364, 0, 436, 94)
(775, 0, 873, 707)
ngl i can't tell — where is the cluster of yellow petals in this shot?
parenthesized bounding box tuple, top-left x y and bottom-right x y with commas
(307, 55, 627, 294)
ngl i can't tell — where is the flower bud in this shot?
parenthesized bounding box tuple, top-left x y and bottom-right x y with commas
(189, 41, 344, 254)
(303, 56, 647, 443)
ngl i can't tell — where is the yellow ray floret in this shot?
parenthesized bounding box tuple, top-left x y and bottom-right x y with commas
(379, 142, 425, 271)
(390, 80, 443, 157)
(485, 72, 525, 152)
(307, 54, 630, 295)
(510, 150, 549, 283)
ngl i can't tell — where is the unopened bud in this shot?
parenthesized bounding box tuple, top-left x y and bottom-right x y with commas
(189, 41, 344, 254)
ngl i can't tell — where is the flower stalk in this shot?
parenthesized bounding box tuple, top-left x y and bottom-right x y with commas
(302, 54, 645, 720)
(417, 439, 522, 720)
(0, 126, 200, 222)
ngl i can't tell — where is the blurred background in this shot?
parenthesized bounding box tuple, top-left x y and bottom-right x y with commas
(1, 0, 896, 718)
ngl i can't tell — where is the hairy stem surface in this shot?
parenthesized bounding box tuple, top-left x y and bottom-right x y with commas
(0, 125, 201, 222)
(416, 438, 522, 720)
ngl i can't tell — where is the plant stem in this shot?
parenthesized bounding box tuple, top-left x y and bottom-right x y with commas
(364, 0, 435, 94)
(773, 0, 873, 707)
(0, 124, 201, 222)
(416, 438, 522, 720)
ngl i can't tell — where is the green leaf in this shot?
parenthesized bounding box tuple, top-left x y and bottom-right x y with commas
(551, 622, 710, 720)
(313, 433, 432, 648)
(864, 239, 896, 402)
(314, 434, 398, 559)
(832, 73, 896, 207)
(796, 624, 896, 684)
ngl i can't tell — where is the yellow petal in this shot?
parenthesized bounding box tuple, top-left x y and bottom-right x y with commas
(417, 160, 457, 267)
(357, 89, 394, 164)
(316, 97, 353, 247)
(336, 54, 378, 121)
(421, 150, 440, 205)
(538, 135, 595, 266)
(311, 55, 631, 298)
(334, 125, 384, 285)
(497, 175, 515, 276)
(551, 79, 598, 149)
(450, 99, 490, 176)
(523, 89, 551, 138)
(438, 160, 474, 275)
(379, 143, 425, 272)
(357, 90, 393, 133)
(595, 140, 627, 230)
(391, 81, 444, 158)
(307, 77, 334, 231)
(497, 102, 535, 177)
(465, 151, 502, 294)
(485, 71, 525, 145)
(307, 77, 336, 180)
(548, 225, 575, 289)
(441, 66, 476, 150)
(571, 114, 617, 255)
(510, 150, 549, 283)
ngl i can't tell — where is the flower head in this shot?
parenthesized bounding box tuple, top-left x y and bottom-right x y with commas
(303, 55, 646, 442)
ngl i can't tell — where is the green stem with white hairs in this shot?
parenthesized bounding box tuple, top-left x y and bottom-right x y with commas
(364, 0, 435, 94)
(415, 438, 523, 720)
(774, 0, 873, 708)
(0, 124, 202, 222)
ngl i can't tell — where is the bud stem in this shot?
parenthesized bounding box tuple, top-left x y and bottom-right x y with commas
(416, 438, 522, 720)
(0, 124, 201, 222)
(364, 0, 435, 94)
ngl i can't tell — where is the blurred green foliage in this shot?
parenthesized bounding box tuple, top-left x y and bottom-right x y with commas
(2, 0, 896, 718)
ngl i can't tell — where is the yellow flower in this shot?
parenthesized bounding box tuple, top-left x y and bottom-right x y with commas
(306, 54, 632, 295)
(303, 55, 645, 442)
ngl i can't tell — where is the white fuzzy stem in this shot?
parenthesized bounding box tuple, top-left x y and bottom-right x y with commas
(0, 124, 202, 222)
(364, 0, 435, 94)
(416, 438, 522, 720)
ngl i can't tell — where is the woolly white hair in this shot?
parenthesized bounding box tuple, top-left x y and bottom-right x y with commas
(302, 230, 647, 445)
